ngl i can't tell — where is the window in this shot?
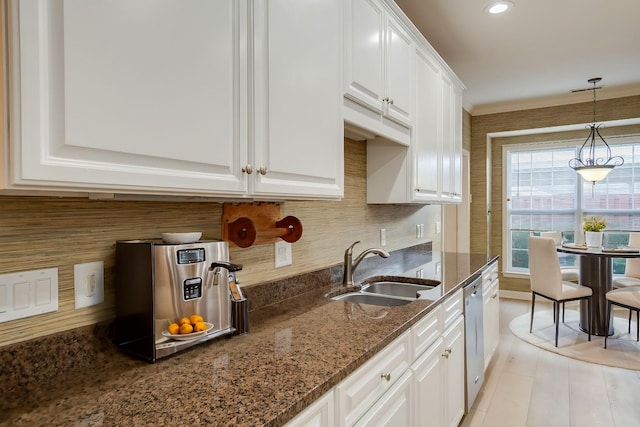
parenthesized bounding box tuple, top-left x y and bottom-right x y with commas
(504, 136, 640, 275)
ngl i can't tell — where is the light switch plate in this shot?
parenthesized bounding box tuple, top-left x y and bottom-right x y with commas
(0, 268, 58, 323)
(74, 261, 104, 309)
(275, 241, 292, 268)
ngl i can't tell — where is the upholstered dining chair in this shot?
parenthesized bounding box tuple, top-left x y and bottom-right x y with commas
(612, 232, 640, 289)
(604, 286, 640, 349)
(611, 232, 640, 332)
(539, 231, 580, 322)
(529, 236, 593, 347)
(539, 231, 580, 282)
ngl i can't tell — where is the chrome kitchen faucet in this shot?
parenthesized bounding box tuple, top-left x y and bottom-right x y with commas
(342, 241, 390, 287)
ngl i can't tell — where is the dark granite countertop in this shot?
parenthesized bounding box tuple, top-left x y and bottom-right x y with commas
(0, 251, 497, 427)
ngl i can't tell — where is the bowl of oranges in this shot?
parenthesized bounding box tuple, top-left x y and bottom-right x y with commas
(162, 314, 213, 341)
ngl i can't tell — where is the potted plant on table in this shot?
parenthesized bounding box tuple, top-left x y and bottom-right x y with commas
(583, 216, 606, 247)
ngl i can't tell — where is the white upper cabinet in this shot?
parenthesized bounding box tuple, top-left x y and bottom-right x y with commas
(412, 47, 442, 202)
(360, 0, 464, 204)
(6, 0, 245, 196)
(251, 0, 343, 199)
(343, 0, 413, 145)
(3, 0, 343, 200)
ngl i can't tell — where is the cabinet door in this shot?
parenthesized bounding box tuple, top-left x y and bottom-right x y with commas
(412, 337, 444, 427)
(252, 0, 343, 199)
(412, 48, 442, 202)
(451, 85, 463, 202)
(443, 316, 465, 427)
(344, 0, 385, 113)
(384, 16, 413, 127)
(9, 0, 245, 195)
(440, 73, 454, 200)
(337, 331, 411, 426)
(440, 72, 463, 203)
(483, 278, 500, 368)
(354, 370, 413, 427)
(285, 390, 334, 427)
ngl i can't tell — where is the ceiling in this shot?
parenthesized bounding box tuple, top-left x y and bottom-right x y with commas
(394, 0, 640, 115)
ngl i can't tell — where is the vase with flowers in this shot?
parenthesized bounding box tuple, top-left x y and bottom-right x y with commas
(583, 216, 606, 247)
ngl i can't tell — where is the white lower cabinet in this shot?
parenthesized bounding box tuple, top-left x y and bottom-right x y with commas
(354, 370, 413, 426)
(482, 261, 500, 369)
(411, 336, 445, 427)
(336, 331, 411, 426)
(285, 390, 334, 427)
(442, 315, 465, 427)
(286, 289, 469, 427)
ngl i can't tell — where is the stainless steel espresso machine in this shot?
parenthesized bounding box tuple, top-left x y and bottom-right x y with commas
(114, 239, 242, 362)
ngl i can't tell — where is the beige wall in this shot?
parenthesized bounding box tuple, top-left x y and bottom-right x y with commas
(0, 139, 442, 347)
(470, 95, 640, 292)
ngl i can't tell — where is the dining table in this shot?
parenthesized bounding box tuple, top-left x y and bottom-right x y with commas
(557, 244, 640, 336)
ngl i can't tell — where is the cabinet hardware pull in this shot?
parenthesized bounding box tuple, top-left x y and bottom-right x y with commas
(492, 293, 498, 299)
(382, 97, 389, 102)
(258, 167, 268, 175)
(389, 98, 394, 105)
(442, 353, 449, 359)
(380, 373, 391, 381)
(445, 348, 452, 354)
(242, 165, 253, 174)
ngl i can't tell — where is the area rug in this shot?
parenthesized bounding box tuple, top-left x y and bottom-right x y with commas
(509, 308, 640, 370)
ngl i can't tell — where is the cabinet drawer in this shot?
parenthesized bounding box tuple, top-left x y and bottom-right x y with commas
(412, 305, 442, 359)
(482, 262, 498, 286)
(337, 331, 411, 426)
(442, 289, 463, 329)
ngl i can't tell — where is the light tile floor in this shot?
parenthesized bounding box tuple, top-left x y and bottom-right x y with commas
(460, 298, 640, 427)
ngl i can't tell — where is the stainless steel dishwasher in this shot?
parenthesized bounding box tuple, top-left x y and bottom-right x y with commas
(464, 275, 484, 413)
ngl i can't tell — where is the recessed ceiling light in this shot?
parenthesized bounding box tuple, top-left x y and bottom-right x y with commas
(485, 1, 514, 15)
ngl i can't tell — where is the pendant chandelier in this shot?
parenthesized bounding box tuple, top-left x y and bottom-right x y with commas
(568, 77, 624, 184)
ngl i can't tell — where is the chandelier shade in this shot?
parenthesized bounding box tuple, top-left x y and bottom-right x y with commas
(568, 78, 624, 184)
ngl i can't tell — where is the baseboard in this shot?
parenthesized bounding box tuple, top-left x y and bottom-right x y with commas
(499, 290, 530, 300)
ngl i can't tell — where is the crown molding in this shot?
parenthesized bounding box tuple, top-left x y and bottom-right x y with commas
(468, 82, 640, 116)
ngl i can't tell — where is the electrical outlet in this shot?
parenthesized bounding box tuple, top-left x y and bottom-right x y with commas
(416, 268, 424, 278)
(435, 221, 441, 233)
(275, 241, 292, 268)
(74, 261, 104, 309)
(416, 224, 421, 239)
(380, 228, 387, 246)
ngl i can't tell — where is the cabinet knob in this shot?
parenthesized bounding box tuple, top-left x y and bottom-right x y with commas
(389, 98, 394, 105)
(380, 372, 391, 381)
(444, 348, 452, 354)
(442, 352, 449, 359)
(382, 97, 389, 103)
(242, 165, 253, 174)
(257, 167, 268, 175)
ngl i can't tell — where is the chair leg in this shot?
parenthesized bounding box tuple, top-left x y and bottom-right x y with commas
(562, 302, 565, 323)
(637, 310, 639, 342)
(604, 301, 611, 349)
(529, 293, 536, 333)
(629, 310, 632, 333)
(554, 301, 560, 347)
(587, 296, 591, 342)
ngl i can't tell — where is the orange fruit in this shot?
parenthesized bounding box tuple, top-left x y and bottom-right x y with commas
(194, 321, 207, 332)
(178, 317, 191, 326)
(189, 314, 204, 325)
(167, 323, 180, 335)
(179, 323, 194, 334)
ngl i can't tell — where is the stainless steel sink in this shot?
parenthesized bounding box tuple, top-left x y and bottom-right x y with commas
(329, 277, 441, 307)
(331, 292, 412, 306)
(361, 281, 437, 298)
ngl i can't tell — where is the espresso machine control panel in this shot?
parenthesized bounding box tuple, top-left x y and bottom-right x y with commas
(183, 278, 202, 301)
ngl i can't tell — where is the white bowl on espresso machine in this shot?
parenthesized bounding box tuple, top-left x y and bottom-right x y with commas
(114, 239, 243, 362)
